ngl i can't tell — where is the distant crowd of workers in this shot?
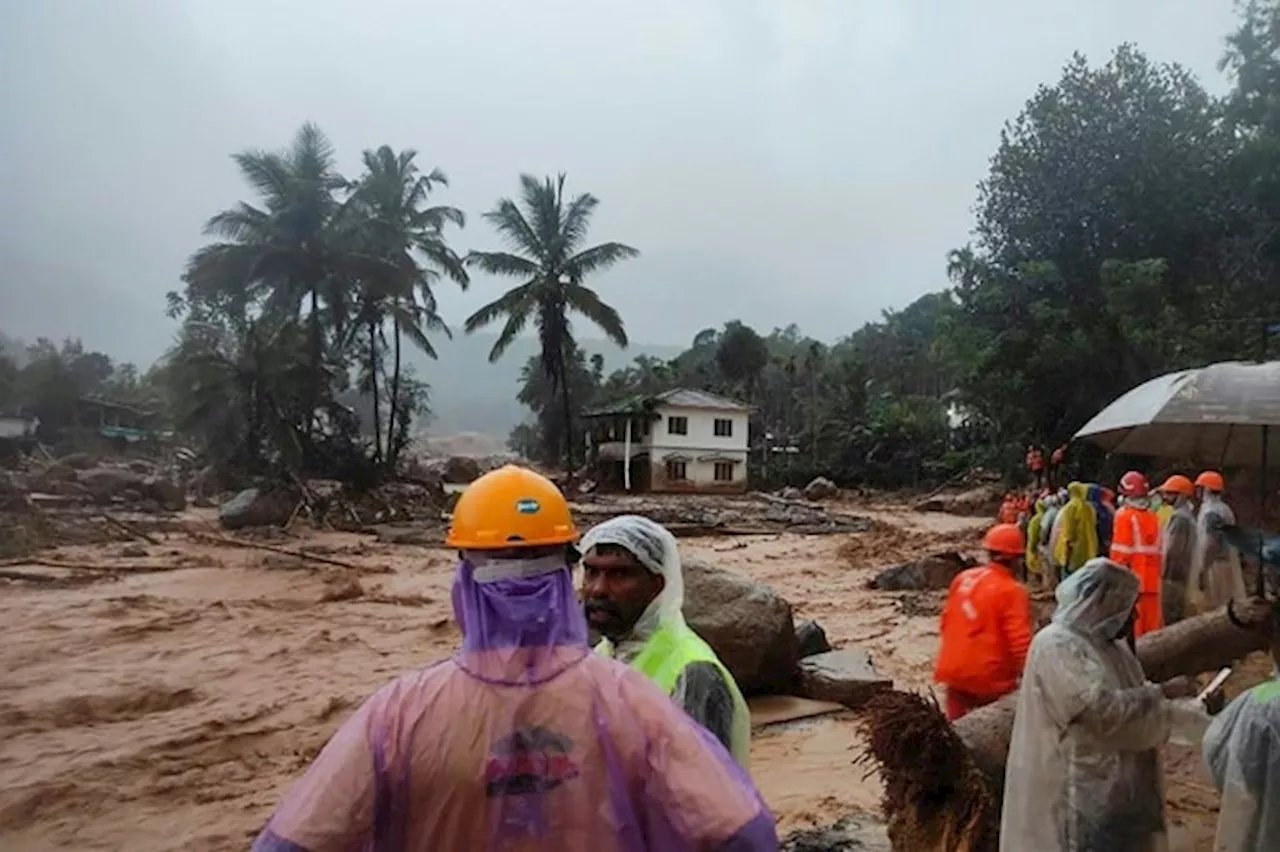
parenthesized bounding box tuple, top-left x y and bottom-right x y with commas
(936, 462, 1280, 850)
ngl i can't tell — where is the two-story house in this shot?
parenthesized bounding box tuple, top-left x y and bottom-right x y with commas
(583, 388, 751, 493)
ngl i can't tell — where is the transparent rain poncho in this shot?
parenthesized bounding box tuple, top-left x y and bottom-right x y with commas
(1189, 492, 1247, 613)
(250, 552, 776, 852)
(1203, 673, 1280, 851)
(1160, 498, 1197, 625)
(581, 516, 751, 766)
(1000, 558, 1192, 852)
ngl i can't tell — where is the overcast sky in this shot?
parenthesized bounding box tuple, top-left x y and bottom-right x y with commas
(0, 0, 1241, 366)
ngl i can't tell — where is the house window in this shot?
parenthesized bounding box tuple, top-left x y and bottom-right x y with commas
(714, 461, 735, 482)
(713, 418, 733, 437)
(666, 460, 688, 481)
(667, 416, 688, 435)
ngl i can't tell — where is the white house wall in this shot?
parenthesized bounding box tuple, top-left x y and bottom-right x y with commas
(647, 405, 748, 452)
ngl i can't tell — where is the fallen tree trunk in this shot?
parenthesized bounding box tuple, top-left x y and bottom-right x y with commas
(956, 603, 1272, 780)
(862, 603, 1273, 851)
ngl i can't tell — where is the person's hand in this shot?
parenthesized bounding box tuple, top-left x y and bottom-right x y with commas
(1202, 689, 1227, 716)
(1161, 676, 1195, 699)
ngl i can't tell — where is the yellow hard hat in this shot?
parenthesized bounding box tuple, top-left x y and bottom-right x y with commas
(445, 465, 579, 550)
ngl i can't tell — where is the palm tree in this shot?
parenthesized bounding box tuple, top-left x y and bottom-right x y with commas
(465, 173, 638, 468)
(185, 123, 388, 440)
(349, 146, 467, 465)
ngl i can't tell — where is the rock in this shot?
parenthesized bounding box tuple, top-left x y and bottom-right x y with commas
(779, 486, 804, 501)
(868, 551, 972, 591)
(142, 476, 186, 512)
(56, 452, 98, 470)
(443, 456, 481, 484)
(682, 557, 799, 695)
(781, 817, 891, 852)
(218, 488, 295, 530)
(803, 476, 839, 501)
(374, 525, 437, 545)
(320, 576, 365, 602)
(76, 467, 145, 503)
(795, 649, 892, 709)
(796, 619, 832, 659)
(119, 544, 149, 559)
(913, 484, 1003, 517)
(128, 460, 155, 475)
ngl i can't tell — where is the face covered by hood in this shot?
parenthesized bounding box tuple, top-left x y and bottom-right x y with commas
(451, 549, 589, 685)
(580, 515, 685, 661)
(1052, 557, 1140, 643)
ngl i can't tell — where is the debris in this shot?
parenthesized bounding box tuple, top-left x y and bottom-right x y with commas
(796, 619, 833, 659)
(101, 513, 162, 546)
(572, 493, 873, 536)
(868, 552, 973, 591)
(795, 649, 893, 709)
(319, 576, 365, 602)
(781, 816, 891, 851)
(187, 531, 388, 574)
(912, 483, 1004, 517)
(683, 557, 800, 695)
(219, 487, 297, 530)
(374, 525, 440, 545)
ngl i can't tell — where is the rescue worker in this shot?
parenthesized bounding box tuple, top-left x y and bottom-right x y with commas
(1026, 444, 1045, 489)
(1089, 484, 1116, 553)
(1158, 474, 1198, 625)
(1051, 481, 1099, 578)
(1000, 558, 1214, 852)
(580, 515, 751, 767)
(251, 467, 776, 852)
(1049, 444, 1067, 488)
(1038, 492, 1062, 588)
(1190, 470, 1247, 612)
(1203, 600, 1280, 851)
(1110, 471, 1163, 638)
(933, 523, 1034, 722)
(1025, 497, 1048, 589)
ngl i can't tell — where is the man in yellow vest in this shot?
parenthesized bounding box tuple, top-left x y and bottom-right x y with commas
(580, 515, 752, 767)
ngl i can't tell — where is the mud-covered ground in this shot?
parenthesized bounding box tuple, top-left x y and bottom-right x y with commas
(0, 502, 1239, 850)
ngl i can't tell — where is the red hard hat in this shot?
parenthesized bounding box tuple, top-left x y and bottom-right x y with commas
(983, 523, 1026, 557)
(1118, 471, 1149, 498)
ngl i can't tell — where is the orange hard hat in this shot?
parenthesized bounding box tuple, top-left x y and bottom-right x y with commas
(445, 465, 579, 550)
(1157, 474, 1195, 497)
(1118, 471, 1150, 498)
(1195, 470, 1226, 493)
(983, 523, 1026, 557)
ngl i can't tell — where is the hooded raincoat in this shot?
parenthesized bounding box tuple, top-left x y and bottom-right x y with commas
(1051, 482, 1099, 578)
(251, 551, 776, 852)
(1160, 499, 1197, 625)
(1203, 674, 1280, 851)
(582, 516, 752, 768)
(1025, 499, 1047, 581)
(1000, 559, 1203, 852)
(1189, 492, 1247, 613)
(1088, 484, 1115, 554)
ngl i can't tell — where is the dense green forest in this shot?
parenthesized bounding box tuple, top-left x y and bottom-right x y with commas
(4, 1, 1280, 489)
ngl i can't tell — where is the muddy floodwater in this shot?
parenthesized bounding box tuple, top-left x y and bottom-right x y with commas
(0, 503, 1231, 850)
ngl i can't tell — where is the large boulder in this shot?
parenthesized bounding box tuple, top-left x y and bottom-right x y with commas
(142, 476, 186, 512)
(682, 557, 799, 695)
(443, 456, 481, 484)
(76, 467, 145, 503)
(795, 649, 892, 709)
(868, 551, 973, 591)
(218, 487, 295, 530)
(803, 476, 839, 501)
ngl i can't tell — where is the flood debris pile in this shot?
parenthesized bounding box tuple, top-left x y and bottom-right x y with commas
(216, 478, 446, 532)
(571, 493, 875, 536)
(857, 691, 999, 852)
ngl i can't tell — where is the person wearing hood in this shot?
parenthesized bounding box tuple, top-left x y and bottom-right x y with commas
(1203, 600, 1280, 851)
(1089, 484, 1116, 553)
(1157, 475, 1198, 626)
(934, 523, 1034, 721)
(1025, 497, 1048, 588)
(1038, 492, 1062, 588)
(1051, 482, 1099, 578)
(580, 515, 751, 767)
(1189, 470, 1247, 613)
(1000, 558, 1215, 852)
(1110, 472, 1163, 638)
(251, 467, 776, 852)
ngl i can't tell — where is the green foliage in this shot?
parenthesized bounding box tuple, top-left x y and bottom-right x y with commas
(465, 173, 637, 469)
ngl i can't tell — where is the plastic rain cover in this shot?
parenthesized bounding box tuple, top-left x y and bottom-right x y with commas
(1204, 676, 1280, 851)
(1189, 492, 1247, 612)
(250, 554, 777, 852)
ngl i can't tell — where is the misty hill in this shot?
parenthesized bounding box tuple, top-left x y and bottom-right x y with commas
(412, 333, 683, 438)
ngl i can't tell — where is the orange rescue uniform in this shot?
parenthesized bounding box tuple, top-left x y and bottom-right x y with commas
(1110, 504, 1163, 638)
(934, 563, 1034, 721)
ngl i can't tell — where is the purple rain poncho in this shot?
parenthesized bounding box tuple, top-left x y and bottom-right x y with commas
(251, 552, 777, 852)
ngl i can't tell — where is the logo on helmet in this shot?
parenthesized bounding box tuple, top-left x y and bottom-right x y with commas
(515, 498, 541, 514)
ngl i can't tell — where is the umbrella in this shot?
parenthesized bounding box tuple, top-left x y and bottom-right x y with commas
(1075, 360, 1280, 596)
(1074, 361, 1280, 468)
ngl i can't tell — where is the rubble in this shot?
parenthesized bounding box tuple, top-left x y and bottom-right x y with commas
(802, 476, 840, 501)
(571, 492, 874, 536)
(684, 557, 799, 695)
(795, 649, 893, 709)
